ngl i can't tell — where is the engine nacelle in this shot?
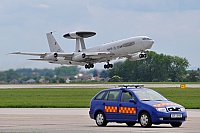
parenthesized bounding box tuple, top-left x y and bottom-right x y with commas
(44, 53, 58, 60)
(128, 53, 147, 61)
(72, 53, 86, 62)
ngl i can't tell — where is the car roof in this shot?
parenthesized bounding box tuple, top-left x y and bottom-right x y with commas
(99, 84, 151, 92)
(102, 87, 150, 92)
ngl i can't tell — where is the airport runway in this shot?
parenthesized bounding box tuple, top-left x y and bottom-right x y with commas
(0, 108, 199, 133)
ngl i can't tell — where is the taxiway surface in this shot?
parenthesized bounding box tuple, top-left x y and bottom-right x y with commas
(0, 108, 199, 133)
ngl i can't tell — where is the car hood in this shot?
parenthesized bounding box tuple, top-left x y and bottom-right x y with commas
(142, 101, 183, 108)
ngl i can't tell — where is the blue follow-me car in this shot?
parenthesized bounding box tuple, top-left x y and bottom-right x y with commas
(89, 85, 187, 127)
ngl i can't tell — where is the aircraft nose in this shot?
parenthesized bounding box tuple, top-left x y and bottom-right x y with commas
(151, 40, 154, 45)
(146, 40, 154, 49)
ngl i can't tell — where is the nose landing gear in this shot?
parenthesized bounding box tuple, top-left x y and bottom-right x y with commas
(139, 53, 147, 58)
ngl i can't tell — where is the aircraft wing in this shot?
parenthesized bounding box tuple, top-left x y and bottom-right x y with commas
(10, 51, 74, 60)
(10, 52, 46, 56)
(28, 58, 52, 61)
(84, 52, 115, 62)
(10, 51, 116, 65)
(85, 52, 114, 58)
(56, 53, 73, 60)
(55, 52, 114, 60)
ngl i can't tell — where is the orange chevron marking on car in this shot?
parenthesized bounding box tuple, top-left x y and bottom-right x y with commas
(104, 106, 117, 113)
(154, 102, 178, 107)
(119, 107, 136, 114)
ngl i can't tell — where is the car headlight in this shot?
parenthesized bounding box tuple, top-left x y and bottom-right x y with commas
(156, 107, 167, 112)
(180, 107, 186, 112)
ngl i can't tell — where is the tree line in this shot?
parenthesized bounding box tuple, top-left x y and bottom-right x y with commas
(108, 51, 199, 82)
(0, 66, 109, 83)
(0, 66, 81, 83)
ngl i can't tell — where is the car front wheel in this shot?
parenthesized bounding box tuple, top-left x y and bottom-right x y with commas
(95, 112, 107, 126)
(170, 122, 182, 127)
(139, 112, 152, 127)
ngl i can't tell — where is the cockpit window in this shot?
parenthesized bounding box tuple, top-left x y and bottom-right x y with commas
(142, 37, 152, 40)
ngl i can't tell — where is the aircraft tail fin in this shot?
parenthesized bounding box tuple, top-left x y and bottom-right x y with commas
(46, 32, 64, 52)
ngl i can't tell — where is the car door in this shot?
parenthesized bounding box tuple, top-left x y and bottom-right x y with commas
(102, 90, 120, 121)
(118, 90, 137, 121)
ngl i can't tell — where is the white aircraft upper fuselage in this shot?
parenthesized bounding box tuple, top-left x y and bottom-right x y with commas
(83, 36, 153, 55)
(11, 31, 154, 69)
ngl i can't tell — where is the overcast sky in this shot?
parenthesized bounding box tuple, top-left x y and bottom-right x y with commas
(1, 0, 200, 70)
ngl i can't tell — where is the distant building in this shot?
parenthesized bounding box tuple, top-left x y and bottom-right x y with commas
(65, 78, 71, 83)
(9, 79, 19, 84)
(0, 81, 7, 84)
(39, 78, 45, 83)
(26, 79, 36, 84)
(74, 73, 92, 82)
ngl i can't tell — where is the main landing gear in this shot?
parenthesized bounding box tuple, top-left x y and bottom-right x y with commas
(85, 63, 94, 69)
(84, 62, 113, 69)
(104, 63, 113, 69)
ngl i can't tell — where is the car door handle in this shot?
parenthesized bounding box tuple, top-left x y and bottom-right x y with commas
(119, 104, 121, 106)
(102, 103, 105, 105)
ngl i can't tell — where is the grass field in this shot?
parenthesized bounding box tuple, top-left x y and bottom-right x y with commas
(0, 88, 199, 108)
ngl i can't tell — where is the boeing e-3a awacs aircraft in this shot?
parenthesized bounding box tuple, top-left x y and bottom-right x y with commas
(11, 31, 154, 69)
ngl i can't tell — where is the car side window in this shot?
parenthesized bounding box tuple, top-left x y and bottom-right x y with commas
(95, 91, 106, 100)
(104, 90, 120, 101)
(121, 91, 134, 102)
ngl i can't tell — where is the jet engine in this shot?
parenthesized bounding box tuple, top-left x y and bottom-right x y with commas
(72, 53, 86, 61)
(128, 53, 147, 61)
(44, 53, 58, 60)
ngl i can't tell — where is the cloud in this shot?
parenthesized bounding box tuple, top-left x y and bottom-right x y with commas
(34, 4, 50, 9)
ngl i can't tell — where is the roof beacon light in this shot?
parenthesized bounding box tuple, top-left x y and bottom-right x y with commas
(118, 84, 144, 88)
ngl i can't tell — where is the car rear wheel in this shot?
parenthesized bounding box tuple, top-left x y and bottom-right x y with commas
(170, 122, 182, 127)
(126, 122, 136, 127)
(139, 112, 152, 127)
(95, 112, 107, 126)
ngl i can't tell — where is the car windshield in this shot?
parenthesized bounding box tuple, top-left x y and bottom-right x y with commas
(132, 89, 168, 101)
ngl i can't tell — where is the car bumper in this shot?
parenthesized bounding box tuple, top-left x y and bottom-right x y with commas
(89, 111, 94, 119)
(152, 111, 187, 124)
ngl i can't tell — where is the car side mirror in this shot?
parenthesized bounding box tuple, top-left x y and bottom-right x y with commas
(129, 99, 136, 104)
